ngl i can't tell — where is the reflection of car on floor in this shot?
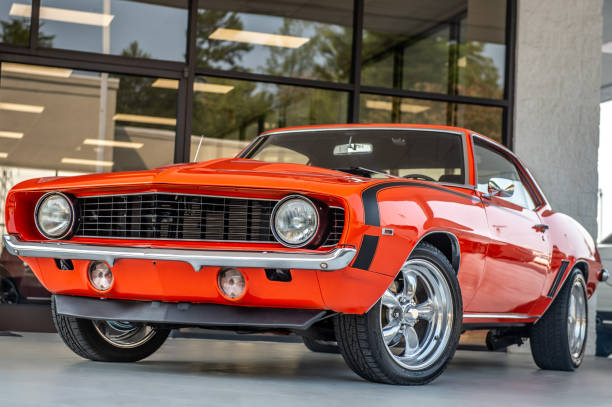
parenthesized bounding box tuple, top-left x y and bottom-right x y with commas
(2, 124, 607, 385)
(0, 248, 50, 304)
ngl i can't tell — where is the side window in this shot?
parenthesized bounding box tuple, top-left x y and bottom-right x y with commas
(473, 139, 536, 210)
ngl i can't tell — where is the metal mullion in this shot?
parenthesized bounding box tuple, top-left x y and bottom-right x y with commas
(175, 78, 189, 163)
(196, 67, 354, 92)
(175, 0, 198, 164)
(0, 46, 184, 79)
(360, 85, 508, 108)
(29, 0, 40, 49)
(349, 0, 364, 123)
(502, 0, 517, 149)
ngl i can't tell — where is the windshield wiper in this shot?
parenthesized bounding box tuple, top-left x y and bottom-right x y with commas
(333, 167, 399, 178)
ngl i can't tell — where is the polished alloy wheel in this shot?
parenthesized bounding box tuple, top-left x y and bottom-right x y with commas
(567, 279, 587, 363)
(93, 320, 157, 349)
(380, 258, 453, 370)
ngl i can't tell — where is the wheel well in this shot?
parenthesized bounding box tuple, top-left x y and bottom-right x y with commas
(572, 260, 589, 282)
(418, 232, 460, 274)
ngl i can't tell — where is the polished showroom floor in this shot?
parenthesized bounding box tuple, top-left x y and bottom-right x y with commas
(1, 332, 611, 406)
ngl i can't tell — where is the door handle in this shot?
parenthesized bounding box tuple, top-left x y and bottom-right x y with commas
(533, 224, 549, 232)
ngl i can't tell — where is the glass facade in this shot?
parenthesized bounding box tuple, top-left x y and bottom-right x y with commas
(190, 76, 350, 161)
(0, 0, 31, 46)
(361, 0, 507, 99)
(196, 0, 354, 82)
(39, 0, 189, 61)
(0, 0, 514, 324)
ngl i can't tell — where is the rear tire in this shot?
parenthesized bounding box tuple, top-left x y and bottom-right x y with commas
(334, 242, 462, 385)
(530, 270, 588, 371)
(51, 295, 170, 362)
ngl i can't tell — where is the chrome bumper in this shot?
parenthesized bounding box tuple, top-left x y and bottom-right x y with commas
(2, 235, 356, 272)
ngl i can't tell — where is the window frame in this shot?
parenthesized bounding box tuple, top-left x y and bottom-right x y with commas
(240, 127, 471, 187)
(471, 133, 546, 210)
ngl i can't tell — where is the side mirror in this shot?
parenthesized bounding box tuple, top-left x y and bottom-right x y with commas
(484, 177, 515, 199)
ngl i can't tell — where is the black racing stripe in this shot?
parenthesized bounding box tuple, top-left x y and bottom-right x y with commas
(361, 181, 478, 226)
(352, 234, 379, 270)
(547, 260, 570, 298)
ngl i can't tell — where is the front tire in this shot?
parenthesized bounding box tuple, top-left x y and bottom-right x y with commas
(51, 295, 170, 362)
(335, 242, 463, 385)
(530, 270, 588, 370)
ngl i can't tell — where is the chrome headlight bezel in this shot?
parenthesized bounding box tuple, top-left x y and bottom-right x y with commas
(270, 195, 320, 248)
(34, 192, 75, 240)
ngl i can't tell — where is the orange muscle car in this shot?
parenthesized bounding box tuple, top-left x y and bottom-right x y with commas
(3, 124, 606, 385)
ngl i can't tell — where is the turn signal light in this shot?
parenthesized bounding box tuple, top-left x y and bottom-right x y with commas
(88, 261, 113, 292)
(218, 268, 246, 299)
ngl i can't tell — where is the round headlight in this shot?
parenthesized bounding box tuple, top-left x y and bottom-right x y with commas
(271, 196, 319, 247)
(35, 192, 74, 239)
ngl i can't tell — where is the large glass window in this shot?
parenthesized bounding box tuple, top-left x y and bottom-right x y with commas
(362, 0, 507, 99)
(0, 61, 178, 304)
(0, 0, 31, 45)
(190, 76, 350, 161)
(360, 94, 503, 143)
(196, 0, 353, 82)
(0, 62, 177, 174)
(37, 0, 188, 61)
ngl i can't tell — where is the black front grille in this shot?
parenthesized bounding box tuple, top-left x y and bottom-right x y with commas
(323, 207, 345, 247)
(74, 193, 345, 246)
(75, 193, 276, 242)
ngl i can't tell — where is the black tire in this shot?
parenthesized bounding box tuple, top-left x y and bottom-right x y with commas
(51, 295, 170, 362)
(302, 336, 341, 354)
(334, 242, 463, 385)
(0, 276, 21, 304)
(530, 270, 588, 371)
(596, 332, 612, 358)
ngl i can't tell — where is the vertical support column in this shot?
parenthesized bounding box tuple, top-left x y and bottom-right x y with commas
(348, 0, 364, 123)
(502, 0, 517, 149)
(97, 0, 111, 173)
(29, 0, 40, 49)
(513, 0, 603, 355)
(175, 0, 198, 164)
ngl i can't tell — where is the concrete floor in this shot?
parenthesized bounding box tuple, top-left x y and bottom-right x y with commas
(1, 333, 611, 407)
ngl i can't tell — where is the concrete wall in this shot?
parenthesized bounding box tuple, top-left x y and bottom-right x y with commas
(513, 0, 603, 354)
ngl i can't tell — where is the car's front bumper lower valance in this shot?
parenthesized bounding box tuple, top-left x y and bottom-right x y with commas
(2, 235, 356, 272)
(54, 294, 327, 330)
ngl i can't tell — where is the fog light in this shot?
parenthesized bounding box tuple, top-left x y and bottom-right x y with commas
(218, 268, 245, 299)
(88, 261, 113, 292)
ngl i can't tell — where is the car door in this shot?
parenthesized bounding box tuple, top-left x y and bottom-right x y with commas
(467, 137, 551, 314)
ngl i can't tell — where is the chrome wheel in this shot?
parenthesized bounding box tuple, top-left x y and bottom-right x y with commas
(93, 320, 157, 349)
(380, 258, 454, 370)
(567, 278, 587, 364)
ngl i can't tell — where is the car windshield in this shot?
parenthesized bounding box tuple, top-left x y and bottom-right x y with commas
(242, 129, 466, 184)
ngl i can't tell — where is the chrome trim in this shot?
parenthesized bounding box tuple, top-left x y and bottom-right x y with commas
(270, 195, 320, 248)
(2, 235, 356, 271)
(601, 269, 609, 282)
(463, 313, 538, 320)
(34, 192, 76, 240)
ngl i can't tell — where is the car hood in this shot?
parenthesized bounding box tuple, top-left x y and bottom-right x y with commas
(11, 158, 373, 194)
